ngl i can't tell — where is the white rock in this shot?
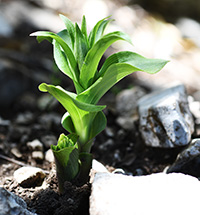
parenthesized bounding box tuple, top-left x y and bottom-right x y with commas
(27, 139, 43, 151)
(176, 18, 200, 48)
(45, 149, 54, 163)
(90, 172, 200, 215)
(92, 159, 109, 173)
(14, 166, 46, 188)
(32, 151, 44, 161)
(10, 147, 22, 158)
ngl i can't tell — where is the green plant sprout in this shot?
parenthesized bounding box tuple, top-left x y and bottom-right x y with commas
(31, 15, 168, 192)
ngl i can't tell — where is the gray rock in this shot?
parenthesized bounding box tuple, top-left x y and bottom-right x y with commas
(38, 113, 61, 130)
(115, 87, 145, 130)
(0, 116, 10, 127)
(138, 84, 194, 148)
(0, 14, 13, 37)
(116, 116, 135, 130)
(104, 127, 115, 137)
(15, 112, 34, 125)
(116, 86, 146, 117)
(98, 139, 114, 151)
(0, 187, 37, 215)
(167, 138, 200, 177)
(90, 172, 200, 215)
(41, 134, 57, 148)
(14, 166, 46, 188)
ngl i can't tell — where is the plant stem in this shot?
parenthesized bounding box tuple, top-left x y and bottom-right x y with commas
(77, 152, 93, 185)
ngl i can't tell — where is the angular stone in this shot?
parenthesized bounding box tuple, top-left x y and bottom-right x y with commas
(137, 84, 194, 148)
(14, 166, 46, 188)
(90, 172, 200, 215)
(0, 187, 37, 215)
(167, 138, 200, 177)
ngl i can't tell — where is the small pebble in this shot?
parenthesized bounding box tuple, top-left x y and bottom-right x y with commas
(32, 151, 44, 161)
(11, 147, 22, 158)
(116, 116, 135, 130)
(15, 112, 34, 125)
(99, 139, 114, 151)
(27, 139, 43, 151)
(14, 166, 46, 188)
(45, 149, 54, 163)
(105, 127, 115, 137)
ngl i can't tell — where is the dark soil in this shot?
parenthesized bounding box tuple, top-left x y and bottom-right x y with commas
(28, 174, 91, 215)
(2, 163, 90, 215)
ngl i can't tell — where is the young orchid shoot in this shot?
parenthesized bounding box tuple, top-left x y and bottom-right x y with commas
(31, 15, 168, 193)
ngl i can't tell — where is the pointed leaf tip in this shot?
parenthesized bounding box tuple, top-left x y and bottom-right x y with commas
(38, 83, 48, 92)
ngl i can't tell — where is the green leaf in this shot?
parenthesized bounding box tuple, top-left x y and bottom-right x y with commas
(99, 51, 168, 77)
(77, 152, 93, 185)
(95, 18, 113, 43)
(53, 39, 78, 82)
(81, 15, 88, 40)
(80, 31, 133, 89)
(30, 31, 78, 80)
(57, 29, 73, 50)
(39, 83, 106, 144)
(89, 111, 106, 141)
(51, 133, 79, 192)
(61, 111, 105, 141)
(78, 51, 168, 104)
(75, 23, 89, 71)
(39, 83, 105, 112)
(59, 14, 75, 49)
(52, 133, 78, 151)
(61, 112, 75, 133)
(88, 16, 111, 48)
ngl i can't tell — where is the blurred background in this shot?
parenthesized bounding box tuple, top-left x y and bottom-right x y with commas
(0, 0, 200, 116)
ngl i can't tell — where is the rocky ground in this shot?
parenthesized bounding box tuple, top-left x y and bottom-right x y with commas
(1, 0, 200, 214)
